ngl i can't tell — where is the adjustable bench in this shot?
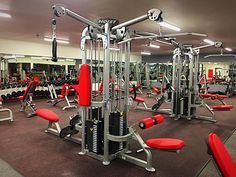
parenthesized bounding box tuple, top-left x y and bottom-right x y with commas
(130, 114, 185, 172)
(35, 108, 81, 144)
(138, 115, 185, 153)
(18, 78, 39, 117)
(0, 97, 13, 122)
(199, 93, 234, 111)
(207, 133, 236, 177)
(129, 83, 143, 94)
(50, 83, 77, 110)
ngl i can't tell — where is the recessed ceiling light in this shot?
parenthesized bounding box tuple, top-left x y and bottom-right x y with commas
(0, 12, 11, 18)
(203, 39, 214, 45)
(225, 48, 232, 52)
(149, 43, 160, 48)
(141, 52, 151, 55)
(159, 21, 181, 31)
(44, 37, 70, 44)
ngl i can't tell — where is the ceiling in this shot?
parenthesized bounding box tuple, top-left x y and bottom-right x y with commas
(0, 0, 236, 55)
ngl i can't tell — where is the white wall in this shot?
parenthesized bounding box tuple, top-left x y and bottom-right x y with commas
(0, 38, 141, 62)
(201, 62, 230, 78)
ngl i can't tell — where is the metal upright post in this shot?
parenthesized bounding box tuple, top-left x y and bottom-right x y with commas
(103, 22, 110, 165)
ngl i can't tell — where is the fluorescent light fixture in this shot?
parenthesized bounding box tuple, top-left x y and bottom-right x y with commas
(31, 56, 42, 59)
(214, 63, 217, 65)
(0, 12, 11, 18)
(159, 21, 181, 31)
(3, 54, 25, 59)
(141, 52, 151, 55)
(66, 59, 74, 62)
(203, 39, 214, 45)
(208, 62, 211, 64)
(225, 47, 232, 52)
(44, 37, 70, 44)
(149, 43, 160, 48)
(58, 59, 65, 62)
(109, 48, 120, 51)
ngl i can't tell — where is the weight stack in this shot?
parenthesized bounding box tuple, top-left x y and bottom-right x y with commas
(85, 120, 104, 154)
(109, 111, 127, 154)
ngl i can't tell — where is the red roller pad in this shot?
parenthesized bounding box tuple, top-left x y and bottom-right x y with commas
(211, 105, 234, 110)
(146, 138, 185, 150)
(79, 64, 91, 106)
(139, 118, 154, 129)
(153, 114, 164, 124)
(151, 87, 161, 94)
(208, 133, 236, 177)
(36, 109, 59, 122)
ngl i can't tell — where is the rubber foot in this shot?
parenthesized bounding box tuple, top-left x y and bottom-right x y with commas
(102, 161, 110, 166)
(145, 167, 156, 172)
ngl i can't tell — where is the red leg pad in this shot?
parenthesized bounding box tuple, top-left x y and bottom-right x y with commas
(146, 138, 185, 150)
(35, 109, 59, 122)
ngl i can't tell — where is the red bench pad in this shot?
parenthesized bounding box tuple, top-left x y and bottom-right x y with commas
(134, 97, 145, 102)
(151, 87, 161, 94)
(211, 105, 233, 110)
(208, 133, 236, 177)
(36, 109, 59, 122)
(146, 138, 185, 150)
(216, 94, 228, 99)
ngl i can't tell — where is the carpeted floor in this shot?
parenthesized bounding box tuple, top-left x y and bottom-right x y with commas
(0, 94, 235, 177)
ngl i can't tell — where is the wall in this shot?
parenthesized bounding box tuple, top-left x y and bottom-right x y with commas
(0, 38, 141, 62)
(201, 62, 231, 78)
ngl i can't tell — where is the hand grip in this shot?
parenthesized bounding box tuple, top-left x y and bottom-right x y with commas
(52, 38, 57, 62)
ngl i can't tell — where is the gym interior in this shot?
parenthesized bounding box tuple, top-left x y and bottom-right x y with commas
(0, 1, 235, 177)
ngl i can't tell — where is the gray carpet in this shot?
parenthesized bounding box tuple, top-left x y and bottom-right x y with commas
(197, 129, 236, 177)
(0, 158, 24, 177)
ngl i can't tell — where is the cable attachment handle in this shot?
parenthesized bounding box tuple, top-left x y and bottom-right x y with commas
(51, 19, 58, 62)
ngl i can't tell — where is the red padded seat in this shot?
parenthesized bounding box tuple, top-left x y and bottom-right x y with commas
(70, 85, 80, 94)
(208, 133, 236, 177)
(57, 95, 65, 99)
(146, 138, 185, 150)
(134, 97, 145, 102)
(199, 93, 213, 98)
(216, 94, 228, 99)
(35, 109, 59, 122)
(151, 87, 161, 94)
(129, 87, 134, 92)
(211, 105, 233, 110)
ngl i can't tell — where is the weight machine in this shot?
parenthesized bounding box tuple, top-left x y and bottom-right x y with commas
(0, 96, 13, 123)
(37, 4, 186, 172)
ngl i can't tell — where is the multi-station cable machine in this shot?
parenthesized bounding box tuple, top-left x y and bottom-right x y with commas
(46, 4, 186, 172)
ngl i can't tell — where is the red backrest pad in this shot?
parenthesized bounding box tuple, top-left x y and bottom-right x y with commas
(22, 80, 38, 100)
(208, 133, 236, 177)
(208, 69, 214, 78)
(60, 83, 70, 96)
(79, 64, 91, 106)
